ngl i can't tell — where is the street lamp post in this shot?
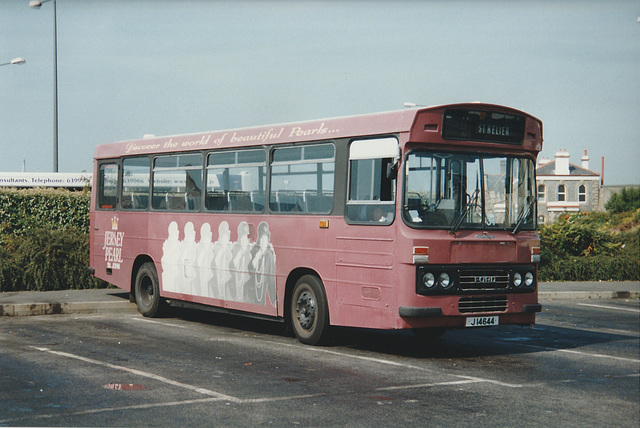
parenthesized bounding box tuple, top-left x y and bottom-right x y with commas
(0, 57, 26, 67)
(29, 0, 58, 173)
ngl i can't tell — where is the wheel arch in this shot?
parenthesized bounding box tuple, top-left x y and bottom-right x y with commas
(130, 254, 156, 302)
(284, 267, 329, 324)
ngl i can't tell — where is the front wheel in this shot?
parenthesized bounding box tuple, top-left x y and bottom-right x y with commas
(290, 275, 330, 345)
(134, 262, 165, 317)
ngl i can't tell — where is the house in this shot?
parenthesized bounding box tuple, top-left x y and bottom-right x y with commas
(536, 149, 601, 223)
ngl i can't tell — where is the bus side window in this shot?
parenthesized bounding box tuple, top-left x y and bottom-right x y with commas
(122, 157, 150, 210)
(346, 138, 398, 225)
(269, 143, 335, 214)
(152, 154, 203, 211)
(98, 162, 118, 210)
(206, 149, 267, 213)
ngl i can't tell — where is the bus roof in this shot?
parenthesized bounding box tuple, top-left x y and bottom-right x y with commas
(94, 103, 542, 159)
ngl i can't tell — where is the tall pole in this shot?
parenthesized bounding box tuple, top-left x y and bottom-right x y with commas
(30, 0, 58, 172)
(52, 0, 58, 172)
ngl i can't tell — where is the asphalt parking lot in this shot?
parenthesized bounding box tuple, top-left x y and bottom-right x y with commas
(1, 282, 638, 427)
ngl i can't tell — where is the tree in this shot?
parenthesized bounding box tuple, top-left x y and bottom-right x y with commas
(605, 187, 640, 214)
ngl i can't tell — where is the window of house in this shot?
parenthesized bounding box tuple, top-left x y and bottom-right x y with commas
(578, 184, 586, 202)
(558, 184, 566, 202)
(538, 184, 546, 202)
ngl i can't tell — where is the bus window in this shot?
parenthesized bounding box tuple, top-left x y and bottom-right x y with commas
(404, 152, 536, 231)
(206, 149, 267, 212)
(97, 162, 118, 210)
(121, 157, 150, 210)
(269, 143, 335, 213)
(152, 154, 203, 211)
(346, 138, 398, 224)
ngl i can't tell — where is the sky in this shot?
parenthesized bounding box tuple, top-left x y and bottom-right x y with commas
(1, 0, 639, 185)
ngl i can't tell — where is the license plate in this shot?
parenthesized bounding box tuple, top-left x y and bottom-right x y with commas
(465, 316, 499, 327)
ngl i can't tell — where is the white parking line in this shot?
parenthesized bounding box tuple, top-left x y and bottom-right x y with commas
(132, 317, 188, 328)
(29, 346, 321, 406)
(0, 398, 223, 425)
(555, 348, 640, 363)
(535, 320, 640, 337)
(577, 303, 640, 313)
(377, 379, 481, 391)
(518, 344, 640, 364)
(262, 339, 529, 388)
(31, 346, 240, 402)
(0, 392, 323, 426)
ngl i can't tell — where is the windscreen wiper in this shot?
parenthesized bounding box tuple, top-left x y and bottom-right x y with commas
(512, 196, 537, 235)
(450, 189, 479, 234)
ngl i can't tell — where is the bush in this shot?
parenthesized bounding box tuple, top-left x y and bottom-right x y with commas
(538, 210, 640, 281)
(538, 255, 638, 282)
(605, 187, 640, 214)
(0, 228, 106, 292)
(0, 187, 90, 241)
(0, 188, 108, 291)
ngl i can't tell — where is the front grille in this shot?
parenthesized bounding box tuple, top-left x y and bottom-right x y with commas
(459, 269, 510, 291)
(459, 296, 508, 313)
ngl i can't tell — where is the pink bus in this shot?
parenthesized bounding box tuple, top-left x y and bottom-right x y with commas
(90, 103, 543, 344)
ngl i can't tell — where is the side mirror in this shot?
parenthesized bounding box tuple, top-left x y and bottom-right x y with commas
(386, 161, 398, 180)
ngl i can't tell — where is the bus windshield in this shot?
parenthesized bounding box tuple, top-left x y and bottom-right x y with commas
(403, 151, 536, 232)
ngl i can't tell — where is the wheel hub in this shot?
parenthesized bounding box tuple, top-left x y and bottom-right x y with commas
(296, 290, 316, 330)
(140, 276, 153, 302)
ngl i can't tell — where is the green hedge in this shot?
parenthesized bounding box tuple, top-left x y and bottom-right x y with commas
(0, 188, 107, 291)
(0, 228, 106, 291)
(538, 255, 638, 282)
(0, 187, 90, 240)
(538, 210, 640, 282)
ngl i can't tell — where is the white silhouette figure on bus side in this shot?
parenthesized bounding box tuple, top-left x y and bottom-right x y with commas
(160, 220, 276, 307)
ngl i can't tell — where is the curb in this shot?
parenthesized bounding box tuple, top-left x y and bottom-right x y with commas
(538, 291, 640, 300)
(0, 301, 138, 317)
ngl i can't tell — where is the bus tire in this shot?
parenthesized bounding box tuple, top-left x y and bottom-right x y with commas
(134, 262, 165, 317)
(290, 275, 330, 345)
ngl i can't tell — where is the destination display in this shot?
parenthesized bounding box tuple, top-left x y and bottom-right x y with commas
(442, 109, 526, 144)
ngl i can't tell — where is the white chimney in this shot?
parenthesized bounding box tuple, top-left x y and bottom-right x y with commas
(554, 149, 570, 175)
(538, 156, 552, 167)
(581, 149, 590, 170)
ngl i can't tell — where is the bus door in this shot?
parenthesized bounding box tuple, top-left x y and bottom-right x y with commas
(337, 138, 399, 313)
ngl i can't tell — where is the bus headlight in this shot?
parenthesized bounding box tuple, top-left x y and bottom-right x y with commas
(416, 266, 459, 295)
(525, 271, 534, 287)
(513, 272, 522, 287)
(423, 272, 436, 288)
(439, 272, 452, 288)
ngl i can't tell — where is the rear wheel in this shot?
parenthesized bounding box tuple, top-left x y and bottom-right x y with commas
(134, 262, 165, 317)
(290, 275, 330, 345)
